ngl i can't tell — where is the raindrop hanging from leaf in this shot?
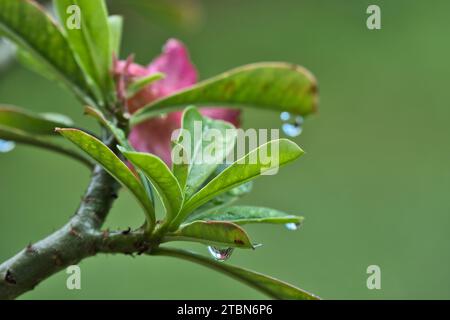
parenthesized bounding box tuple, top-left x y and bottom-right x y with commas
(0, 139, 15, 153)
(285, 222, 302, 231)
(280, 112, 304, 137)
(208, 246, 234, 262)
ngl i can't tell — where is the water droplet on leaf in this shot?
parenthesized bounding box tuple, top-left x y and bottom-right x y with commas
(207, 246, 234, 262)
(280, 112, 304, 137)
(285, 222, 302, 231)
(0, 140, 15, 153)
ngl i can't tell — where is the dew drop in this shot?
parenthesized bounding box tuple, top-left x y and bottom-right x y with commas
(207, 246, 234, 262)
(285, 222, 302, 231)
(0, 139, 15, 153)
(280, 112, 304, 137)
(280, 111, 290, 121)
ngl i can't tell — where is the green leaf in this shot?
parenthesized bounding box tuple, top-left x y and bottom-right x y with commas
(171, 139, 304, 228)
(0, 105, 73, 135)
(0, 125, 92, 169)
(187, 206, 303, 226)
(108, 15, 123, 56)
(165, 221, 253, 249)
(119, 148, 183, 222)
(172, 106, 201, 191)
(127, 72, 165, 99)
(153, 247, 320, 300)
(187, 164, 253, 218)
(56, 128, 155, 226)
(84, 106, 128, 146)
(16, 46, 58, 82)
(189, 182, 253, 219)
(84, 106, 156, 205)
(131, 62, 318, 125)
(173, 106, 237, 199)
(171, 141, 189, 191)
(54, 0, 114, 104)
(0, 0, 92, 104)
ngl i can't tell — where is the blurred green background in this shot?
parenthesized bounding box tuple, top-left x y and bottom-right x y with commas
(1, 0, 450, 299)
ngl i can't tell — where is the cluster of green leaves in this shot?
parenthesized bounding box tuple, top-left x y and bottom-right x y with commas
(0, 0, 319, 299)
(59, 106, 305, 246)
(58, 106, 316, 300)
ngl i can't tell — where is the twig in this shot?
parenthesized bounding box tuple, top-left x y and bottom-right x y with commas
(0, 125, 94, 169)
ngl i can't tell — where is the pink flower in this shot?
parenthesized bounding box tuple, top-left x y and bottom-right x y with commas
(114, 39, 240, 165)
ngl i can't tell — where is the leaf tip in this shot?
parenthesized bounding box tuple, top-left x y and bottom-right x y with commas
(54, 127, 66, 135)
(83, 105, 95, 114)
(278, 138, 305, 157)
(116, 145, 127, 153)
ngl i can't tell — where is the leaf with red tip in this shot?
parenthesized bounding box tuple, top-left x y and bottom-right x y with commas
(165, 221, 254, 249)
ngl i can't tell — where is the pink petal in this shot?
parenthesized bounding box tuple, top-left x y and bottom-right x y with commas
(127, 89, 158, 113)
(147, 38, 198, 98)
(129, 116, 179, 166)
(114, 60, 149, 78)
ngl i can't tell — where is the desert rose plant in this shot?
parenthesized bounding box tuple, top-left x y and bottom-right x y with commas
(0, 0, 319, 299)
